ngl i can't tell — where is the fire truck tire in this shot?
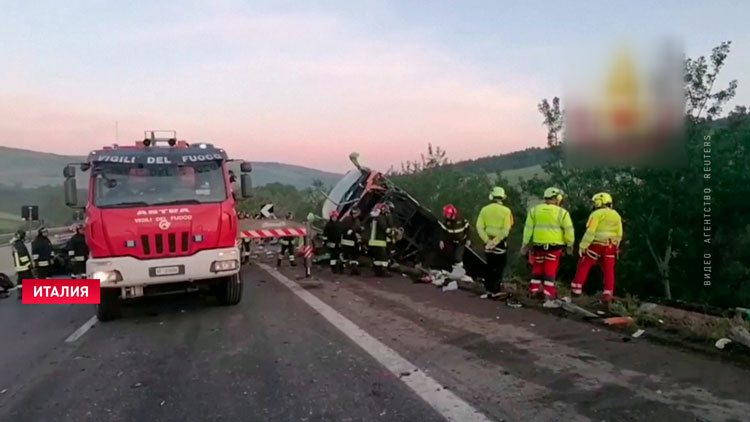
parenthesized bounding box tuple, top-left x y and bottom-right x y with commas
(97, 289, 122, 321)
(217, 273, 243, 305)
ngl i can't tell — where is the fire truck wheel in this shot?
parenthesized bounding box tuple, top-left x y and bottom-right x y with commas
(216, 272, 243, 306)
(97, 289, 122, 322)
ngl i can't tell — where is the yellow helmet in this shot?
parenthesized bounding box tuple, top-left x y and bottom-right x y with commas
(489, 186, 507, 200)
(543, 187, 564, 201)
(592, 192, 613, 207)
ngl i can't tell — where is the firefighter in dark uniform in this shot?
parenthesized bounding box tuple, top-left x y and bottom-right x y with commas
(340, 207, 364, 275)
(11, 229, 33, 299)
(66, 224, 89, 277)
(322, 210, 343, 273)
(277, 212, 297, 267)
(31, 226, 54, 279)
(439, 204, 470, 271)
(368, 203, 395, 277)
(239, 212, 252, 264)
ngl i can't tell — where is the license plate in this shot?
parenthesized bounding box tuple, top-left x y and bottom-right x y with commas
(153, 266, 180, 276)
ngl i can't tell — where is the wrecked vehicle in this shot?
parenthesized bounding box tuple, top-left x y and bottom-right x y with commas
(320, 153, 487, 280)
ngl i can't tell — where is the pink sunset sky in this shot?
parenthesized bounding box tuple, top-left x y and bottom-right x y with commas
(1, 1, 748, 172)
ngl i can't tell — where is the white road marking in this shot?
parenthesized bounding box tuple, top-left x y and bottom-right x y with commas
(65, 315, 98, 343)
(259, 264, 493, 422)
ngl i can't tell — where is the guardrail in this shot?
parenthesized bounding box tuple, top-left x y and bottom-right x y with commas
(0, 226, 73, 245)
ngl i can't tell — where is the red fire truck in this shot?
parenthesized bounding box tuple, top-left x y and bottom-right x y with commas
(63, 131, 252, 321)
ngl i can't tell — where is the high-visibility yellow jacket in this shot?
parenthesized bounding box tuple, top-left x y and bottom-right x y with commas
(522, 203, 575, 247)
(579, 207, 623, 250)
(476, 203, 513, 243)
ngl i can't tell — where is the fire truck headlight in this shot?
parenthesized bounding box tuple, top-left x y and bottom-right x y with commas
(211, 260, 239, 273)
(92, 270, 123, 283)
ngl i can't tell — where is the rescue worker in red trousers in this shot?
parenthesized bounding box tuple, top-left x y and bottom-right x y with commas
(521, 187, 575, 299)
(340, 207, 364, 275)
(11, 229, 33, 299)
(571, 192, 623, 303)
(368, 203, 394, 277)
(476, 187, 514, 299)
(439, 204, 470, 271)
(323, 210, 344, 273)
(31, 226, 54, 279)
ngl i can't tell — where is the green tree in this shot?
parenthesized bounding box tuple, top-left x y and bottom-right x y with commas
(523, 41, 749, 306)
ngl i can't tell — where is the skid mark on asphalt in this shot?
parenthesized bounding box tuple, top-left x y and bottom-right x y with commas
(259, 264, 494, 422)
(65, 315, 97, 343)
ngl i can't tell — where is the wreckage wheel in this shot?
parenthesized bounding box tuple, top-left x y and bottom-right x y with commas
(96, 288, 122, 322)
(216, 272, 243, 305)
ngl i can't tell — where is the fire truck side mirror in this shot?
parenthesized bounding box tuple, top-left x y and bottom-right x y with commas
(63, 164, 76, 179)
(64, 178, 78, 207)
(240, 173, 253, 199)
(240, 162, 252, 173)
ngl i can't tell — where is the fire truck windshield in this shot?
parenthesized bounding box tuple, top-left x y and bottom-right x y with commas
(92, 161, 228, 208)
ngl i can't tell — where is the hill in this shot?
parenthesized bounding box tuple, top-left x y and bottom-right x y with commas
(450, 147, 554, 174)
(0, 146, 341, 189)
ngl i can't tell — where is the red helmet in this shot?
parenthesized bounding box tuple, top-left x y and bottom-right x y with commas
(330, 210, 340, 219)
(443, 204, 457, 220)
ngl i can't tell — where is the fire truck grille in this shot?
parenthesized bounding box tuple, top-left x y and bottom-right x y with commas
(140, 232, 190, 256)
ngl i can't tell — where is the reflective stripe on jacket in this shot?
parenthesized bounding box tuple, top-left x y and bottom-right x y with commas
(476, 203, 513, 243)
(522, 203, 574, 247)
(580, 207, 623, 250)
(440, 218, 469, 243)
(368, 215, 389, 248)
(12, 241, 32, 272)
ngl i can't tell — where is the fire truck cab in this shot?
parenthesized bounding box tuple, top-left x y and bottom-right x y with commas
(63, 131, 252, 321)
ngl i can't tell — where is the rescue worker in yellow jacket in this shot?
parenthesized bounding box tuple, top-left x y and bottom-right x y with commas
(521, 187, 575, 299)
(476, 187, 513, 299)
(571, 192, 623, 303)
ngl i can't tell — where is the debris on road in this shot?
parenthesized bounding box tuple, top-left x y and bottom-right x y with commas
(0, 389, 7, 394)
(441, 281, 458, 292)
(506, 299, 523, 308)
(715, 338, 733, 350)
(561, 302, 599, 318)
(543, 299, 563, 308)
(632, 329, 645, 338)
(604, 316, 635, 326)
(728, 326, 750, 351)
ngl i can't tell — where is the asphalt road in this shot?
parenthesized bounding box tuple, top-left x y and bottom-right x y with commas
(2, 260, 750, 422)
(0, 266, 445, 422)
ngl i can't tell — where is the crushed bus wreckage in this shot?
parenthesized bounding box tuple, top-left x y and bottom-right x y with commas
(317, 152, 488, 282)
